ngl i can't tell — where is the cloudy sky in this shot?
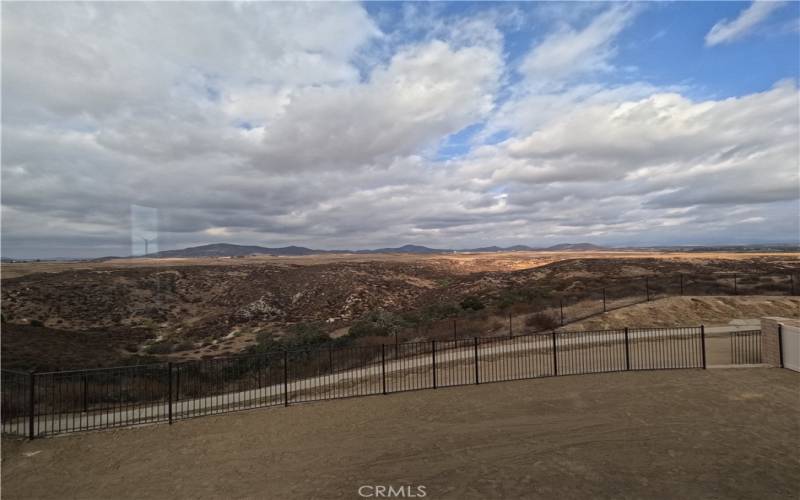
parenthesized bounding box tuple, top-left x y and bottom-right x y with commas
(2, 1, 799, 258)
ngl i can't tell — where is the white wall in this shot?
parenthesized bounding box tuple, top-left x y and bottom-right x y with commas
(781, 324, 800, 372)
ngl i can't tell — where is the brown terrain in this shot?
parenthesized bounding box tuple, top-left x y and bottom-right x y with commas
(2, 251, 798, 371)
(2, 369, 798, 499)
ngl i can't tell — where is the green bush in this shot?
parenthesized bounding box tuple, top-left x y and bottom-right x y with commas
(285, 323, 329, 349)
(251, 323, 331, 354)
(420, 302, 461, 321)
(348, 309, 407, 338)
(459, 296, 485, 311)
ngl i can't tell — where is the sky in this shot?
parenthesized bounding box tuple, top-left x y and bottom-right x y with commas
(2, 1, 799, 258)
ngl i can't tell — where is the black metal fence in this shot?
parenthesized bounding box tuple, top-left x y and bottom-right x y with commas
(730, 330, 762, 365)
(389, 272, 796, 344)
(0, 325, 747, 439)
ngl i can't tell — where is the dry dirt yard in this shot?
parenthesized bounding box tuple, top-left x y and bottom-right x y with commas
(3, 369, 798, 500)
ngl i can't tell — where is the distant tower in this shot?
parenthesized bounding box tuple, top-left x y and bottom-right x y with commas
(142, 237, 152, 256)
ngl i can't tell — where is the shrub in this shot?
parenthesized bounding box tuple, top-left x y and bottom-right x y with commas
(29, 319, 44, 327)
(497, 288, 553, 310)
(348, 309, 407, 338)
(145, 340, 176, 355)
(524, 312, 559, 331)
(250, 323, 331, 354)
(419, 302, 461, 321)
(285, 323, 329, 349)
(173, 341, 195, 352)
(459, 296, 485, 311)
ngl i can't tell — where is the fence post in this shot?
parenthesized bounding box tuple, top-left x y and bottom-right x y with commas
(283, 350, 289, 407)
(700, 325, 707, 369)
(453, 319, 457, 341)
(509, 313, 513, 338)
(167, 362, 173, 425)
(559, 300, 564, 326)
(82, 373, 88, 413)
(602, 288, 606, 313)
(175, 366, 181, 402)
(474, 337, 479, 384)
(28, 371, 35, 440)
(258, 356, 263, 388)
(329, 347, 333, 373)
(624, 327, 631, 371)
(431, 340, 437, 389)
(381, 344, 387, 395)
(680, 274, 684, 296)
(778, 324, 784, 368)
(551, 332, 558, 376)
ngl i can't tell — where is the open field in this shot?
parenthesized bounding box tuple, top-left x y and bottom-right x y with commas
(3, 369, 798, 499)
(3, 250, 799, 279)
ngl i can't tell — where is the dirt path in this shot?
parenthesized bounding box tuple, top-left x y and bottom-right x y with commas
(3, 369, 798, 499)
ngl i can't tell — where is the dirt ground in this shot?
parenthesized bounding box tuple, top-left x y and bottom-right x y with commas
(3, 369, 798, 500)
(565, 296, 800, 331)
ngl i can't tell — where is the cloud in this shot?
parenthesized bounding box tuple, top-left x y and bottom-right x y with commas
(455, 80, 799, 243)
(1, 3, 798, 257)
(705, 1, 785, 46)
(519, 4, 637, 84)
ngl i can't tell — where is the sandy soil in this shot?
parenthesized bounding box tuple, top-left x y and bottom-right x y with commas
(2, 369, 798, 500)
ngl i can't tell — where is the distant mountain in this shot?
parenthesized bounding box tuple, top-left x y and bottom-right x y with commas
(461, 245, 536, 252)
(135, 241, 614, 258)
(505, 245, 537, 251)
(543, 243, 607, 251)
(147, 243, 319, 258)
(8, 241, 793, 262)
(357, 244, 449, 254)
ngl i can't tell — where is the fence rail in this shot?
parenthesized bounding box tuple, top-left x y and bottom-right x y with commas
(0, 325, 753, 439)
(388, 271, 797, 345)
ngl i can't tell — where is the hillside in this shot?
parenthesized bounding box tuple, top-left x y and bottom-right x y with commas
(137, 242, 613, 258)
(150, 243, 319, 258)
(566, 296, 800, 330)
(2, 253, 798, 369)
